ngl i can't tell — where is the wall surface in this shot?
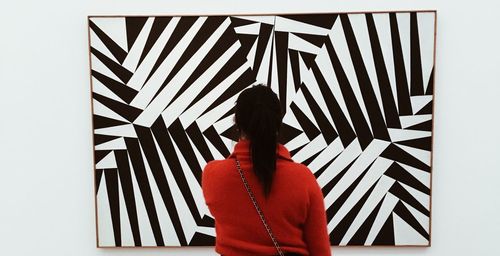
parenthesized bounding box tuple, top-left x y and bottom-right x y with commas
(1, 0, 499, 255)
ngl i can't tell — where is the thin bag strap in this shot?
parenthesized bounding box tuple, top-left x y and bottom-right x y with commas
(235, 159, 284, 256)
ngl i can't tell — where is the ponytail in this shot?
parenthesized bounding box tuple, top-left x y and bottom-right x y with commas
(235, 85, 282, 197)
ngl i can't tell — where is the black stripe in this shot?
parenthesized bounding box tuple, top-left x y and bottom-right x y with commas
(115, 150, 142, 246)
(348, 198, 384, 245)
(299, 84, 338, 144)
(325, 37, 373, 148)
(94, 134, 119, 145)
(125, 17, 148, 51)
(92, 92, 142, 123)
(138, 17, 171, 66)
(203, 125, 231, 157)
(252, 23, 273, 74)
(151, 16, 227, 104)
(89, 20, 127, 64)
(280, 14, 338, 29)
(274, 31, 289, 114)
(186, 122, 215, 163)
(95, 169, 104, 194)
(389, 13, 413, 115)
(384, 162, 429, 195)
(186, 39, 248, 112)
(124, 137, 165, 246)
(93, 114, 128, 129)
(266, 18, 276, 87)
(168, 119, 203, 184)
(365, 14, 401, 129)
(381, 143, 430, 172)
(340, 14, 390, 141)
(289, 102, 320, 141)
(90, 48, 132, 83)
(201, 68, 255, 116)
(92, 70, 138, 104)
(410, 12, 425, 96)
(389, 181, 429, 217)
(393, 201, 430, 240)
(330, 174, 377, 245)
(144, 17, 198, 87)
(171, 24, 239, 109)
(288, 50, 301, 92)
(135, 123, 188, 245)
(104, 168, 121, 246)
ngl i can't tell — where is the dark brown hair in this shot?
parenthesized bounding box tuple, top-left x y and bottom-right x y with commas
(235, 84, 282, 197)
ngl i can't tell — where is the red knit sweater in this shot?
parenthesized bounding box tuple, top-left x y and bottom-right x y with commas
(202, 139, 331, 256)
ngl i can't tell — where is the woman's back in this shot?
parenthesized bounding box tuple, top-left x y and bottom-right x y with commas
(203, 84, 331, 255)
(202, 139, 331, 256)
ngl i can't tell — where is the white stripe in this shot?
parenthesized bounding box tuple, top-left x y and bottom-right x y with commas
(91, 17, 128, 52)
(97, 171, 116, 246)
(90, 54, 123, 83)
(188, 64, 250, 131)
(90, 29, 120, 64)
(350, 13, 387, 124)
(308, 137, 344, 174)
(118, 174, 135, 246)
(365, 191, 399, 245)
(291, 135, 327, 163)
(399, 182, 430, 210)
(92, 77, 127, 104)
(399, 162, 430, 188)
(160, 20, 238, 127)
(418, 12, 436, 93)
(329, 16, 373, 135)
(388, 128, 431, 142)
(233, 15, 274, 25)
(143, 137, 181, 246)
(322, 139, 390, 207)
(400, 114, 432, 129)
(393, 212, 428, 245)
(131, 17, 206, 110)
(373, 13, 398, 112)
(402, 201, 429, 233)
(396, 13, 411, 93)
(128, 154, 155, 245)
(395, 143, 431, 166)
(332, 175, 395, 243)
(96, 151, 117, 169)
(92, 99, 129, 123)
(317, 139, 362, 188)
(95, 137, 127, 150)
(122, 17, 155, 72)
(338, 157, 393, 244)
(275, 16, 331, 35)
(95, 124, 137, 138)
(160, 131, 197, 244)
(233, 22, 261, 35)
(284, 133, 309, 153)
(288, 32, 321, 54)
(126, 17, 180, 91)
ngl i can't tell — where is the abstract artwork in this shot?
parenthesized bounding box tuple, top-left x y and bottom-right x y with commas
(88, 11, 436, 247)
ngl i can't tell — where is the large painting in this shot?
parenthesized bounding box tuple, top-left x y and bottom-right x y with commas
(88, 11, 436, 247)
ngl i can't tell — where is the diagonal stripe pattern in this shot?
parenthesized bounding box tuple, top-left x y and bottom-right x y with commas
(89, 11, 436, 247)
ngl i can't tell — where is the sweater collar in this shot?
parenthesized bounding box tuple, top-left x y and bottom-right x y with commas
(228, 139, 292, 161)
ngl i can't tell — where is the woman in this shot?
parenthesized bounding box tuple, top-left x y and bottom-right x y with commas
(202, 84, 331, 256)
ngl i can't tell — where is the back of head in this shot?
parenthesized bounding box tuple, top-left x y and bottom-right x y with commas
(235, 84, 282, 197)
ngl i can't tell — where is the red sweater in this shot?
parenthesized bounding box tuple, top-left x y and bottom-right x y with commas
(202, 139, 331, 256)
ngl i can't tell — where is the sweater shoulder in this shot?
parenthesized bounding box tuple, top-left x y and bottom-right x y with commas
(203, 158, 234, 177)
(283, 160, 315, 177)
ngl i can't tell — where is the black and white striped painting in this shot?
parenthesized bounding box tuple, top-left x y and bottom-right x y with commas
(88, 11, 436, 247)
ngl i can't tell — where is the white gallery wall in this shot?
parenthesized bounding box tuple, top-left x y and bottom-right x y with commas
(0, 0, 499, 255)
